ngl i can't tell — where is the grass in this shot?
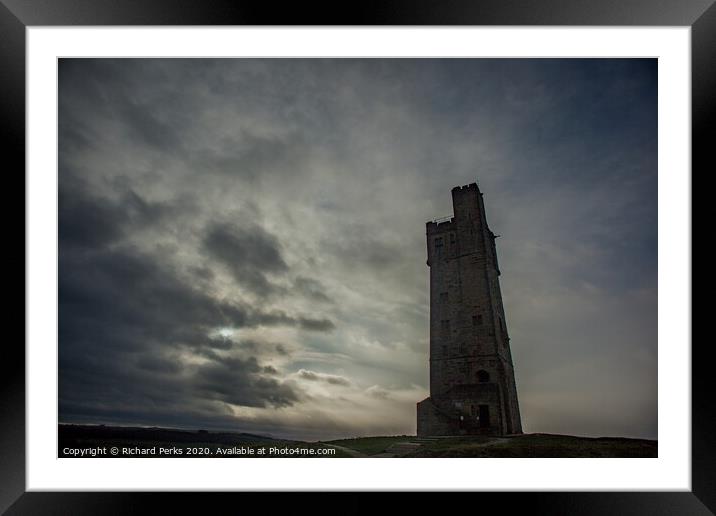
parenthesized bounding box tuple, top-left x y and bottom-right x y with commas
(401, 434, 658, 458)
(59, 425, 657, 458)
(58, 424, 350, 458)
(321, 435, 413, 456)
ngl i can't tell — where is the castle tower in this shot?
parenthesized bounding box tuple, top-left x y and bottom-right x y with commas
(417, 183, 522, 436)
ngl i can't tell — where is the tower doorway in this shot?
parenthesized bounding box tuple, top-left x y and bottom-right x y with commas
(478, 405, 490, 428)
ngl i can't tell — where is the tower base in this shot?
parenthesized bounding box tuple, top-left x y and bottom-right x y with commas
(418, 382, 519, 436)
(417, 397, 453, 436)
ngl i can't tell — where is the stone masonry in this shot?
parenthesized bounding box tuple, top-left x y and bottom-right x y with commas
(417, 183, 522, 436)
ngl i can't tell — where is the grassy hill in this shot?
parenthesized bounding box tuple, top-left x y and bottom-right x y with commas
(322, 433, 658, 457)
(58, 425, 657, 458)
(58, 424, 354, 457)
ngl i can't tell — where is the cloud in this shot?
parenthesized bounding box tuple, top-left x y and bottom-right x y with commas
(134, 354, 183, 375)
(58, 183, 126, 249)
(193, 130, 312, 183)
(194, 356, 300, 408)
(203, 221, 288, 297)
(293, 276, 333, 303)
(298, 317, 336, 332)
(58, 244, 325, 417)
(252, 310, 335, 333)
(365, 385, 391, 400)
(297, 369, 351, 387)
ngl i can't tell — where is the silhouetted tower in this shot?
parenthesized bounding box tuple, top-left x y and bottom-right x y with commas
(417, 183, 522, 436)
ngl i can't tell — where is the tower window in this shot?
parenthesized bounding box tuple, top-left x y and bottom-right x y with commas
(477, 370, 490, 383)
(434, 237, 443, 250)
(439, 292, 448, 302)
(450, 233, 456, 245)
(472, 314, 483, 326)
(440, 320, 450, 332)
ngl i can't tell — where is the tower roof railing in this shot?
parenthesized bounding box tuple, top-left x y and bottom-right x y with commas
(431, 215, 454, 224)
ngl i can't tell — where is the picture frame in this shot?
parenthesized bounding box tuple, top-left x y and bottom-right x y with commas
(4, 0, 708, 513)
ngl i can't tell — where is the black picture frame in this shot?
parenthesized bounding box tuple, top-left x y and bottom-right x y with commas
(4, 1, 709, 513)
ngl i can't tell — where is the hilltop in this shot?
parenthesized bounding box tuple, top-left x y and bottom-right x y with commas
(59, 425, 656, 458)
(321, 433, 658, 458)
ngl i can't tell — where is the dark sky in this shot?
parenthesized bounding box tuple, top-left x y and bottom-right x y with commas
(58, 58, 657, 441)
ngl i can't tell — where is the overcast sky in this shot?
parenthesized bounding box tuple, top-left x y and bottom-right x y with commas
(58, 58, 657, 441)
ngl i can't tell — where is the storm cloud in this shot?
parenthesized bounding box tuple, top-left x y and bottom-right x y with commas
(58, 58, 657, 440)
(203, 221, 288, 297)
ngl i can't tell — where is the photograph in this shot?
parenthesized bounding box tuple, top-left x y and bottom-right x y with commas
(57, 57, 658, 459)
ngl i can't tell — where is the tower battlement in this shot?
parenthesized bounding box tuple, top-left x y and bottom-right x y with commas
(451, 182, 479, 193)
(418, 183, 522, 436)
(426, 183, 481, 233)
(426, 218, 454, 233)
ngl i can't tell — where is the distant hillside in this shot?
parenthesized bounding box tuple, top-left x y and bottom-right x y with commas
(59, 424, 276, 445)
(58, 424, 352, 457)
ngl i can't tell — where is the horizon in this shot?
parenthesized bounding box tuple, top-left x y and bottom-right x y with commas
(57, 422, 657, 443)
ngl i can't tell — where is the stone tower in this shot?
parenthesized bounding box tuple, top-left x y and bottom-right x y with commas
(417, 183, 522, 436)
